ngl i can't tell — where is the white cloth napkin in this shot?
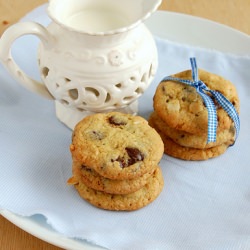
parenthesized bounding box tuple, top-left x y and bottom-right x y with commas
(1, 5, 250, 250)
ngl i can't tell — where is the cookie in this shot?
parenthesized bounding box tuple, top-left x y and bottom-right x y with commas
(70, 112, 164, 180)
(148, 112, 235, 149)
(153, 69, 240, 135)
(74, 166, 164, 211)
(151, 120, 230, 160)
(71, 160, 156, 194)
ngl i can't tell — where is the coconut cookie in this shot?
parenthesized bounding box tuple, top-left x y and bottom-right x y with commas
(70, 112, 164, 180)
(74, 166, 164, 211)
(153, 69, 240, 135)
(150, 121, 230, 161)
(148, 112, 235, 149)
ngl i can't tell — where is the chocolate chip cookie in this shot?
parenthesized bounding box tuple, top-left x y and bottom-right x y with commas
(74, 166, 164, 211)
(153, 69, 240, 135)
(70, 112, 164, 179)
(150, 118, 231, 160)
(149, 111, 235, 149)
(71, 160, 156, 194)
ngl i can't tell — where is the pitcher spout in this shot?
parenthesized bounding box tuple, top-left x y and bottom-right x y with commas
(132, 0, 163, 26)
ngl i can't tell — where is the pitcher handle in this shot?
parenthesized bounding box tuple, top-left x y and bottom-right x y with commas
(0, 22, 54, 99)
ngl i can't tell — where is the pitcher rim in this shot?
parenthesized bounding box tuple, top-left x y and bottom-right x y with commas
(47, 0, 162, 36)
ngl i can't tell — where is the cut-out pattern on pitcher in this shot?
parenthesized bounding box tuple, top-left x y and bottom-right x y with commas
(40, 61, 157, 112)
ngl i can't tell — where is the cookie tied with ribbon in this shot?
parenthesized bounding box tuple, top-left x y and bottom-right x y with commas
(150, 58, 240, 160)
(162, 58, 240, 144)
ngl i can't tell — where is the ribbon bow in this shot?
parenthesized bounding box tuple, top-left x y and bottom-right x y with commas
(162, 58, 240, 144)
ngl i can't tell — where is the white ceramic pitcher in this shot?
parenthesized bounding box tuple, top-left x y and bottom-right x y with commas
(0, 0, 161, 129)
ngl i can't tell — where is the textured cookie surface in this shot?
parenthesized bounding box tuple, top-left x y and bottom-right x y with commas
(153, 69, 240, 135)
(74, 167, 164, 211)
(70, 112, 164, 179)
(151, 120, 230, 161)
(148, 112, 235, 149)
(72, 160, 156, 194)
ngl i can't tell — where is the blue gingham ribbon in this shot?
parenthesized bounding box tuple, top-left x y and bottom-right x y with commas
(162, 58, 240, 144)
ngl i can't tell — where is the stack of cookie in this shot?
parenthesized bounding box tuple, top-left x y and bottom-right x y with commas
(68, 112, 164, 211)
(149, 69, 240, 161)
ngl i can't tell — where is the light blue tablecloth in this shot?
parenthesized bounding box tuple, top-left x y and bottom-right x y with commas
(1, 5, 250, 250)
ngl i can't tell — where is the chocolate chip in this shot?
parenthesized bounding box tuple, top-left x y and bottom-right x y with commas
(112, 147, 144, 168)
(229, 124, 236, 134)
(115, 156, 127, 168)
(210, 96, 220, 109)
(108, 116, 127, 126)
(125, 147, 144, 165)
(80, 164, 92, 172)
